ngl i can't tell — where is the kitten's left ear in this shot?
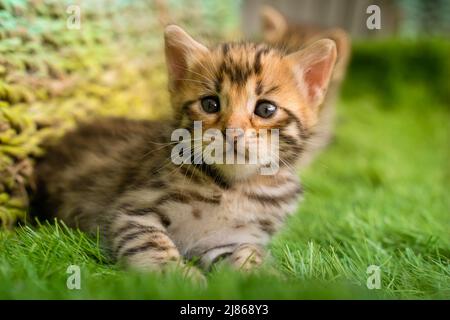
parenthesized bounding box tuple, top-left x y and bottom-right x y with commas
(164, 25, 209, 91)
(286, 39, 337, 111)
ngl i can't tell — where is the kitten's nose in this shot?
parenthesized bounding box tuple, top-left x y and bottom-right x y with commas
(225, 128, 245, 147)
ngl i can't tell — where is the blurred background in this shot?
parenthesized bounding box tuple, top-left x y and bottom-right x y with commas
(0, 0, 448, 226)
(243, 0, 450, 38)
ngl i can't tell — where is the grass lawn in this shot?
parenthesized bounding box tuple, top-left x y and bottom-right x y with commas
(0, 42, 449, 300)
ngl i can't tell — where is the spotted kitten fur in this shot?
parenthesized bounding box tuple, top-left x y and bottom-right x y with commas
(31, 25, 337, 276)
(260, 6, 351, 167)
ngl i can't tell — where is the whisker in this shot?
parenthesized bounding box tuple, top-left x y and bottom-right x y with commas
(174, 78, 211, 86)
(168, 38, 217, 81)
(188, 50, 217, 82)
(270, 151, 296, 173)
(141, 138, 204, 161)
(172, 63, 213, 84)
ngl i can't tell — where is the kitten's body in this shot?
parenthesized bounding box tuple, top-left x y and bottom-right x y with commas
(31, 25, 337, 275)
(32, 118, 300, 269)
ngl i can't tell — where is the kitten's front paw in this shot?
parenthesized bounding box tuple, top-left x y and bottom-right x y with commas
(182, 264, 207, 287)
(228, 244, 265, 271)
(166, 262, 207, 287)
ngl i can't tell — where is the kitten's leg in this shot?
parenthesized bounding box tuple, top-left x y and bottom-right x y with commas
(107, 212, 205, 283)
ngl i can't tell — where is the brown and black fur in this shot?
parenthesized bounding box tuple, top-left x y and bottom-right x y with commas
(30, 25, 337, 277)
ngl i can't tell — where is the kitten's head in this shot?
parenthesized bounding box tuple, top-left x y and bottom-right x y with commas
(164, 25, 336, 182)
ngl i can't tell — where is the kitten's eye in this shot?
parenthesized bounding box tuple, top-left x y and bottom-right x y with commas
(201, 96, 220, 114)
(254, 101, 277, 118)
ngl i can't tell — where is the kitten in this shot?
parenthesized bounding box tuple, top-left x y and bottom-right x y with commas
(30, 25, 336, 277)
(260, 6, 351, 167)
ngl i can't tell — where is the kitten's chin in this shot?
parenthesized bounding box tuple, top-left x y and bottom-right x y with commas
(214, 164, 262, 182)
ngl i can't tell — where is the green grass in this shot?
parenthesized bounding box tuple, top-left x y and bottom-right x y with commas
(0, 43, 449, 299)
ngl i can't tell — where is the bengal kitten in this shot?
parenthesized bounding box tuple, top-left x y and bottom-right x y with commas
(260, 6, 351, 167)
(30, 25, 337, 278)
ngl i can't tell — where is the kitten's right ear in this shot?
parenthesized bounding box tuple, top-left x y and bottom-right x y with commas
(260, 6, 287, 43)
(305, 28, 351, 81)
(286, 39, 337, 112)
(164, 25, 209, 91)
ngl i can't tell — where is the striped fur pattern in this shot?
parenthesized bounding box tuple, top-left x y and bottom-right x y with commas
(30, 25, 337, 276)
(260, 5, 351, 167)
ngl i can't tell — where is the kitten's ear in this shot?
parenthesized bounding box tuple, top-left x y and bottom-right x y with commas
(305, 28, 351, 81)
(286, 39, 337, 111)
(260, 6, 287, 43)
(164, 25, 209, 90)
